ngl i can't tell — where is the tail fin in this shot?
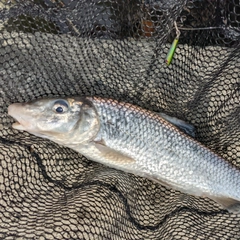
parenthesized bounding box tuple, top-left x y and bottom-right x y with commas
(211, 196, 240, 213)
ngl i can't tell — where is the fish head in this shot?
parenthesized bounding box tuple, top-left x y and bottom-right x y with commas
(8, 97, 100, 145)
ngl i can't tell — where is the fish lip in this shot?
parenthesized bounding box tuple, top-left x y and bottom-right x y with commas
(8, 103, 24, 115)
(8, 103, 27, 130)
(12, 121, 20, 127)
(12, 121, 26, 130)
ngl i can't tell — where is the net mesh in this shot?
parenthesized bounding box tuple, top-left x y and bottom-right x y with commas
(0, 0, 240, 239)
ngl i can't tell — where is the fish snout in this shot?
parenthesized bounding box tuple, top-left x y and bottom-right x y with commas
(8, 103, 33, 130)
(8, 103, 25, 116)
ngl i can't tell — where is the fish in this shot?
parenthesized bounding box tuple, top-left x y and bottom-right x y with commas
(8, 96, 240, 213)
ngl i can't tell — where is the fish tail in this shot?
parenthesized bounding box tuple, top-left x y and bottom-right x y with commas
(211, 196, 240, 213)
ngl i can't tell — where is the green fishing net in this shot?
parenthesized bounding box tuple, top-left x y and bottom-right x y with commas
(0, 0, 240, 239)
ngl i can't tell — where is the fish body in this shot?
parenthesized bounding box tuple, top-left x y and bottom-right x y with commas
(8, 96, 240, 212)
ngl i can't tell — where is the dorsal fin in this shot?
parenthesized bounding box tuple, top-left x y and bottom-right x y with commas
(157, 112, 196, 137)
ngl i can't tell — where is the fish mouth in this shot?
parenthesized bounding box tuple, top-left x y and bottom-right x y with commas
(8, 103, 29, 130)
(12, 121, 20, 127)
(11, 120, 27, 130)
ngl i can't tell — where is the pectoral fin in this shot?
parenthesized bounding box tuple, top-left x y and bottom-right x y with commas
(157, 112, 196, 137)
(94, 141, 135, 164)
(210, 196, 240, 213)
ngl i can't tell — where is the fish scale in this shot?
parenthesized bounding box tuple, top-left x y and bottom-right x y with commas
(8, 96, 240, 212)
(90, 97, 240, 200)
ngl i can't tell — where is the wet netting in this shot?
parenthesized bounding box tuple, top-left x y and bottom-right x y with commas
(0, 0, 240, 239)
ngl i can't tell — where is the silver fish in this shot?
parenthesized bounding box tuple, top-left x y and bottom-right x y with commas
(8, 96, 240, 213)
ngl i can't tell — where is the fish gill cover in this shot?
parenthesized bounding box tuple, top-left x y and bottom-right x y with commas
(0, 0, 240, 239)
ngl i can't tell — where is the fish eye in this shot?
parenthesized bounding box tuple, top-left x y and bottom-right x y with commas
(53, 100, 69, 114)
(56, 106, 63, 113)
